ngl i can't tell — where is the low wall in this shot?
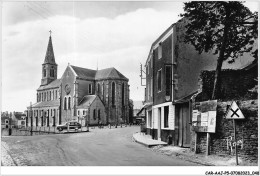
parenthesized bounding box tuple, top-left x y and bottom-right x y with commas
(1, 126, 89, 136)
(191, 100, 258, 163)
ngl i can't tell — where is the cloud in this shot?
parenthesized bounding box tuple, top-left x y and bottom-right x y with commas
(2, 7, 180, 112)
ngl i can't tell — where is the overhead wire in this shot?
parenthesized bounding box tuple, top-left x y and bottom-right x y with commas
(24, 1, 103, 59)
(27, 2, 52, 19)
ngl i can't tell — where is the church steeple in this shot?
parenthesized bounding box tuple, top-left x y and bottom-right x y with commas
(41, 31, 58, 86)
(44, 30, 56, 65)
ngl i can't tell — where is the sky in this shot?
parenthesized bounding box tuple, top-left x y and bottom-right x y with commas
(1, 1, 259, 112)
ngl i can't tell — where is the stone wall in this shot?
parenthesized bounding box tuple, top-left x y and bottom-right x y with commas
(191, 100, 258, 163)
(198, 66, 257, 101)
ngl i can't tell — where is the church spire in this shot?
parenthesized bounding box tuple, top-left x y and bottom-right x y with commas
(41, 31, 58, 86)
(44, 30, 56, 65)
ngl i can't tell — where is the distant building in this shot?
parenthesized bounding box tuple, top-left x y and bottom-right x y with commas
(1, 112, 26, 128)
(11, 112, 26, 128)
(133, 101, 145, 124)
(26, 33, 130, 127)
(1, 112, 10, 129)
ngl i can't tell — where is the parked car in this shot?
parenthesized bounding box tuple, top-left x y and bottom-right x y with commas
(56, 121, 81, 131)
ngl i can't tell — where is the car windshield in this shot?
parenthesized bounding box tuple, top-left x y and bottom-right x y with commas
(61, 122, 78, 126)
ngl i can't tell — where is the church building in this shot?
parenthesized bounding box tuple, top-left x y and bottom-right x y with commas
(26, 33, 129, 127)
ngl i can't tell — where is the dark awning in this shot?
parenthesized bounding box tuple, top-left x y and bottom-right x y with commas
(172, 91, 200, 105)
(137, 102, 153, 116)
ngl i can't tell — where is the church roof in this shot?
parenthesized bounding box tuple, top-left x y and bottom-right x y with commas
(70, 65, 128, 81)
(44, 36, 57, 65)
(77, 95, 98, 108)
(37, 79, 61, 91)
(31, 100, 60, 108)
(70, 65, 96, 80)
(95, 67, 128, 81)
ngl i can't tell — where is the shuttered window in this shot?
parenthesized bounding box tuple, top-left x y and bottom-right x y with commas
(157, 69, 162, 92)
(165, 65, 172, 98)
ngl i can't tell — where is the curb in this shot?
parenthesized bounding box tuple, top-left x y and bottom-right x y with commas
(133, 133, 167, 148)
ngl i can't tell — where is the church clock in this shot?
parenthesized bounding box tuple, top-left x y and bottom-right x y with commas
(65, 84, 71, 95)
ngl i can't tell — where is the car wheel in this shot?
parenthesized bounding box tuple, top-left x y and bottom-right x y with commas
(58, 128, 63, 131)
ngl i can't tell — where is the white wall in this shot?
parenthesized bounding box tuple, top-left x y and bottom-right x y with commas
(152, 103, 175, 130)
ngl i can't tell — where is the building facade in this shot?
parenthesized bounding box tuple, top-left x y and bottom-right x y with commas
(26, 34, 129, 127)
(143, 18, 255, 146)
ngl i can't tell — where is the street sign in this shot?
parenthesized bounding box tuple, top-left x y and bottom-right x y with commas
(225, 101, 245, 119)
(192, 100, 217, 133)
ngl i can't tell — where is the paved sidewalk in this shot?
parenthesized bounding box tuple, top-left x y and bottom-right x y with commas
(133, 132, 258, 166)
(1, 141, 16, 166)
(133, 132, 167, 147)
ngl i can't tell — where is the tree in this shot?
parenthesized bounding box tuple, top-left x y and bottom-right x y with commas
(181, 1, 258, 99)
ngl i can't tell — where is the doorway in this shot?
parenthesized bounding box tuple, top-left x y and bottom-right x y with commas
(158, 107, 161, 141)
(175, 102, 191, 147)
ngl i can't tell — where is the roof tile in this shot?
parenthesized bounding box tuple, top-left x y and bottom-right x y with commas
(70, 65, 128, 81)
(31, 100, 60, 108)
(77, 95, 97, 108)
(71, 65, 96, 80)
(37, 79, 61, 90)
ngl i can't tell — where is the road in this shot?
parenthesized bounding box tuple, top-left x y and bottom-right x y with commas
(1, 126, 200, 166)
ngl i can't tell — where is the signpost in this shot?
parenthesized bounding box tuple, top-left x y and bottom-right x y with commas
(192, 100, 217, 155)
(225, 101, 245, 165)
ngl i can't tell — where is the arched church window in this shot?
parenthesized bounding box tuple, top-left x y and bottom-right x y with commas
(43, 68, 46, 77)
(50, 67, 54, 77)
(88, 84, 92, 94)
(64, 97, 67, 110)
(112, 82, 115, 106)
(93, 109, 96, 120)
(98, 109, 101, 120)
(122, 83, 125, 106)
(68, 97, 71, 109)
(97, 83, 100, 95)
